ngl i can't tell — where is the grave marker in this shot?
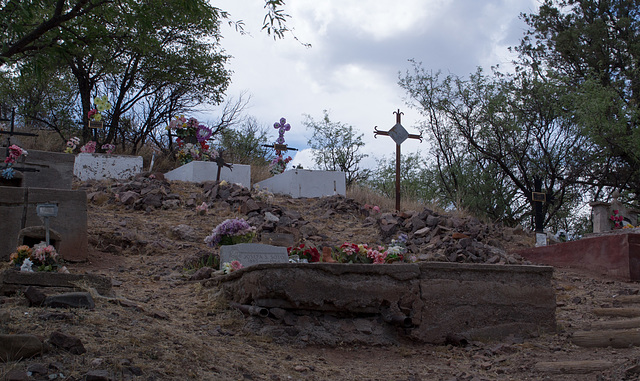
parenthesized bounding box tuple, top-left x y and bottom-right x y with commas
(219, 243, 289, 268)
(374, 109, 422, 211)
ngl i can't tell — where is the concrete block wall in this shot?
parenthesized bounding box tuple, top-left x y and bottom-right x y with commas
(0, 148, 75, 190)
(0, 187, 87, 262)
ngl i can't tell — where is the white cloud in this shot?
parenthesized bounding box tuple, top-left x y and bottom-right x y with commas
(210, 0, 541, 170)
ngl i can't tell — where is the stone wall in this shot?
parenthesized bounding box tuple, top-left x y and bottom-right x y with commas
(209, 262, 555, 346)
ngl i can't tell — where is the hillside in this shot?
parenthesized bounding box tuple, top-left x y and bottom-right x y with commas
(2, 175, 640, 381)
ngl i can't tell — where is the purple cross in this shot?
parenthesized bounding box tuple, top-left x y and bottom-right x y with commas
(273, 117, 291, 144)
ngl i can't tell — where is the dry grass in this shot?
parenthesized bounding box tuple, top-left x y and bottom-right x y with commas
(347, 184, 436, 214)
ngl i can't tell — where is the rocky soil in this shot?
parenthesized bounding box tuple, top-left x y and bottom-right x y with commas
(2, 174, 640, 380)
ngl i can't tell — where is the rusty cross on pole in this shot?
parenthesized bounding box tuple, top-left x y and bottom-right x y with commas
(374, 109, 422, 211)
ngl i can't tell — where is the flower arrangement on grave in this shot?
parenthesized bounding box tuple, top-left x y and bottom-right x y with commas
(64, 136, 80, 153)
(80, 141, 97, 153)
(251, 184, 274, 203)
(2, 144, 27, 179)
(270, 155, 292, 175)
(269, 117, 293, 175)
(166, 115, 218, 165)
(204, 218, 256, 247)
(221, 260, 244, 274)
(287, 243, 321, 263)
(88, 95, 111, 122)
(610, 210, 624, 229)
(9, 243, 61, 272)
(334, 234, 408, 264)
(101, 143, 115, 154)
(196, 202, 208, 215)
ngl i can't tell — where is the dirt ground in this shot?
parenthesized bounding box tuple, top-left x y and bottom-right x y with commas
(2, 180, 640, 381)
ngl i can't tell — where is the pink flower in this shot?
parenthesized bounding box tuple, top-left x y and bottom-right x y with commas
(372, 206, 381, 213)
(230, 261, 244, 271)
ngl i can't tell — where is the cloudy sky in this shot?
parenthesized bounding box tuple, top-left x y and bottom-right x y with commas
(209, 0, 540, 169)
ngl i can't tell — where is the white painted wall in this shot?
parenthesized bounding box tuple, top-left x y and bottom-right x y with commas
(256, 169, 346, 198)
(164, 161, 251, 187)
(74, 153, 143, 181)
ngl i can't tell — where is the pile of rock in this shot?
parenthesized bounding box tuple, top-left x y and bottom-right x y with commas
(375, 208, 532, 264)
(81, 175, 533, 264)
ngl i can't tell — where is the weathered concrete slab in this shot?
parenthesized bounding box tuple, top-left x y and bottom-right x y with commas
(256, 169, 346, 198)
(517, 233, 640, 281)
(74, 153, 143, 181)
(0, 269, 112, 296)
(0, 187, 88, 262)
(415, 262, 556, 343)
(209, 262, 555, 345)
(165, 161, 251, 188)
(219, 243, 288, 268)
(0, 148, 75, 190)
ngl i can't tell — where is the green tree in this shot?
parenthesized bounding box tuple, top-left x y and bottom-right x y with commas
(218, 116, 273, 166)
(400, 63, 587, 229)
(517, 0, 640, 201)
(304, 110, 370, 187)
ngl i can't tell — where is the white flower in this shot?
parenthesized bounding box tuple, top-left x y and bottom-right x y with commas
(20, 258, 34, 272)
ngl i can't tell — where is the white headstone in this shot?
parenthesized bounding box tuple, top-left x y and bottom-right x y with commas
(164, 161, 251, 187)
(256, 169, 346, 198)
(219, 243, 289, 268)
(74, 153, 143, 181)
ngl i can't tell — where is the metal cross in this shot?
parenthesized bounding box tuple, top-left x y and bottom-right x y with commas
(374, 109, 422, 211)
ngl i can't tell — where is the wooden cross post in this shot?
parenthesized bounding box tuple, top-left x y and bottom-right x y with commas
(262, 143, 298, 156)
(0, 108, 38, 149)
(374, 109, 422, 211)
(214, 150, 233, 182)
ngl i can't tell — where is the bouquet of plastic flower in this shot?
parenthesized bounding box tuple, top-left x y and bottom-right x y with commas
(222, 260, 244, 274)
(80, 141, 97, 153)
(269, 155, 292, 175)
(334, 242, 373, 263)
(9, 243, 60, 272)
(2, 144, 27, 179)
(204, 218, 256, 246)
(9, 245, 32, 267)
(88, 95, 111, 122)
(610, 210, 625, 229)
(64, 137, 80, 153)
(287, 243, 321, 262)
(31, 242, 60, 271)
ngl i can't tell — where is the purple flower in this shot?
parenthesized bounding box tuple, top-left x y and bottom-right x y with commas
(277, 137, 285, 144)
(280, 117, 287, 125)
(205, 218, 256, 247)
(196, 125, 213, 142)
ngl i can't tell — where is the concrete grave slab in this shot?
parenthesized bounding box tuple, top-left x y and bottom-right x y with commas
(0, 148, 75, 190)
(210, 262, 555, 345)
(0, 269, 112, 296)
(74, 153, 143, 181)
(0, 187, 88, 262)
(219, 243, 289, 268)
(518, 232, 640, 281)
(256, 169, 346, 198)
(164, 161, 251, 188)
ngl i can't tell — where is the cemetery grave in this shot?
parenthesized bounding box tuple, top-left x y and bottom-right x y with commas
(2, 177, 640, 380)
